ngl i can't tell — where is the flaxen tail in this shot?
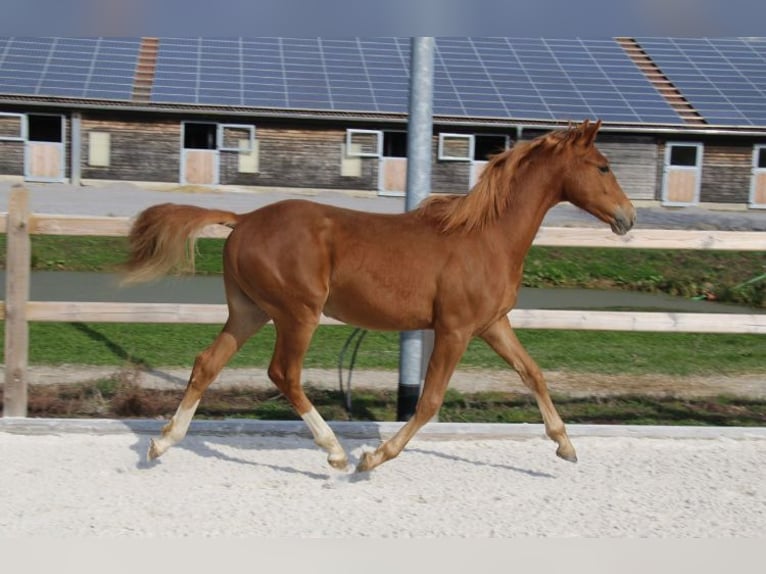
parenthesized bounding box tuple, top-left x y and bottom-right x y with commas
(122, 203, 241, 285)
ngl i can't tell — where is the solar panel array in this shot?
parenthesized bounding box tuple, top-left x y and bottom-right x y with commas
(636, 37, 766, 126)
(0, 36, 764, 127)
(151, 37, 413, 112)
(0, 37, 141, 100)
(151, 37, 682, 124)
(434, 38, 681, 123)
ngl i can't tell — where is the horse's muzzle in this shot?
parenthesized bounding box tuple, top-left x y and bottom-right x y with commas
(610, 205, 636, 236)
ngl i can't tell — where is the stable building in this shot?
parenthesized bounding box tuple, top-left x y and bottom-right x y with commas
(1, 36, 765, 209)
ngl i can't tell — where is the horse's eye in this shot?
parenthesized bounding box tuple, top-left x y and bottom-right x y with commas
(598, 165, 610, 174)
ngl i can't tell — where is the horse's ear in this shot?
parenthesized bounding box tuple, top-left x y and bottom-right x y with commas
(581, 119, 601, 147)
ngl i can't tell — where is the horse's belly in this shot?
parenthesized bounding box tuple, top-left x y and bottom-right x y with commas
(323, 291, 431, 331)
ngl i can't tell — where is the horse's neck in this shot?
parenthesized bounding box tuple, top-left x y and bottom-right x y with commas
(491, 166, 562, 253)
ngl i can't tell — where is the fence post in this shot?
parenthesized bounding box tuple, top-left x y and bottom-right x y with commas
(3, 184, 31, 417)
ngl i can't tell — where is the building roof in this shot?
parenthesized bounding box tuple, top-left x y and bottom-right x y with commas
(0, 36, 765, 130)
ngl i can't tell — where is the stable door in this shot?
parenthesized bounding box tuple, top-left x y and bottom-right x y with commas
(662, 142, 703, 206)
(25, 114, 66, 182)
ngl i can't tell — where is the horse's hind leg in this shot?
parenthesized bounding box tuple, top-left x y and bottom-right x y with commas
(147, 306, 269, 461)
(480, 316, 577, 462)
(268, 317, 348, 470)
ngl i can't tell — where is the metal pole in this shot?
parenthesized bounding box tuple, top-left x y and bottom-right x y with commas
(397, 37, 434, 422)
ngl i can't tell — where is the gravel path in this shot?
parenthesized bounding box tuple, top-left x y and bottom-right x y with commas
(13, 364, 766, 399)
(0, 421, 764, 537)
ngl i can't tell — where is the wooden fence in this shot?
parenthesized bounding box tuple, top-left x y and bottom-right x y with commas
(2, 183, 765, 416)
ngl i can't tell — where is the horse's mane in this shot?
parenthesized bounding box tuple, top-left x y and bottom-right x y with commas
(416, 126, 578, 234)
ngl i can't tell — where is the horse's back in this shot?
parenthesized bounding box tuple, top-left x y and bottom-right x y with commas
(233, 197, 436, 249)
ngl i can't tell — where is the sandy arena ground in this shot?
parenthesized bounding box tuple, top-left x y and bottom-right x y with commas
(0, 420, 764, 538)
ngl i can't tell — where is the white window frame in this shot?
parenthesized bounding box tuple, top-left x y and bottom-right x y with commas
(438, 133, 474, 161)
(218, 123, 255, 152)
(0, 112, 25, 141)
(345, 129, 382, 158)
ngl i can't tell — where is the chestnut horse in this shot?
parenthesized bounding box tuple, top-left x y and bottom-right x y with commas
(123, 120, 635, 472)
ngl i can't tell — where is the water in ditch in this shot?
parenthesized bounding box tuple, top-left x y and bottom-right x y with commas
(2, 270, 761, 315)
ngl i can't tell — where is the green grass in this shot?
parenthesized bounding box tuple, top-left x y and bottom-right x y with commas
(28, 236, 130, 272)
(4, 322, 763, 377)
(1, 235, 763, 306)
(0, 235, 224, 275)
(523, 246, 765, 306)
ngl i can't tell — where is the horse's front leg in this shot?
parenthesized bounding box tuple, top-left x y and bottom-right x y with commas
(269, 316, 349, 471)
(356, 329, 470, 473)
(480, 316, 577, 462)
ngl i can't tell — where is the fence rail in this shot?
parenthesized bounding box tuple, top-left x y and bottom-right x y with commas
(0, 302, 763, 335)
(2, 184, 765, 416)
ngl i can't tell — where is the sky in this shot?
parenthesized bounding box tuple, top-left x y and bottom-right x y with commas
(2, 0, 766, 38)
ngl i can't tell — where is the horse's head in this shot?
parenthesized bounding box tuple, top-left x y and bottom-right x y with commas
(551, 120, 636, 235)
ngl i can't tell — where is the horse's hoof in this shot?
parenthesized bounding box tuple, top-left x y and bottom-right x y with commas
(147, 439, 162, 461)
(556, 444, 578, 463)
(355, 451, 376, 473)
(328, 454, 349, 471)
